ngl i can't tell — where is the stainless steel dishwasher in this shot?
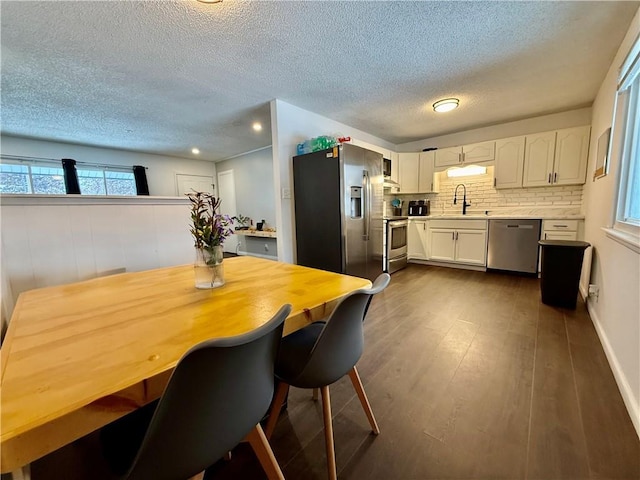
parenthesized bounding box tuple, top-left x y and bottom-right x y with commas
(487, 219, 541, 273)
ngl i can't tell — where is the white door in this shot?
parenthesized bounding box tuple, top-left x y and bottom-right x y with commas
(217, 170, 238, 254)
(176, 174, 215, 196)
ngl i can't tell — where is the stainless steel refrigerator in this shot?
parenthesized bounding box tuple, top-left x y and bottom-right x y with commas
(293, 143, 384, 281)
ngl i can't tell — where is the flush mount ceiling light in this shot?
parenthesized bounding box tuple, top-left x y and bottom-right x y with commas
(191, 148, 200, 155)
(446, 165, 487, 178)
(252, 122, 263, 132)
(197, 0, 222, 3)
(433, 98, 459, 113)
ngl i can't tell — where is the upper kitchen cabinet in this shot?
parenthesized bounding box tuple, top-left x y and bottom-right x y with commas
(398, 152, 439, 193)
(554, 126, 591, 185)
(494, 136, 526, 189)
(434, 141, 495, 168)
(523, 126, 590, 187)
(419, 151, 439, 193)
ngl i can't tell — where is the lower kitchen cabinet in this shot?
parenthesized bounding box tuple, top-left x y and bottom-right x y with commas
(407, 219, 428, 260)
(428, 219, 488, 266)
(541, 219, 580, 241)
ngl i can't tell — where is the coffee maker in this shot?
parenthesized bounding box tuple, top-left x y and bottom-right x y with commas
(408, 200, 430, 216)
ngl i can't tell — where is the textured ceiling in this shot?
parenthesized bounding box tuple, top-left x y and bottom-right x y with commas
(1, 1, 638, 161)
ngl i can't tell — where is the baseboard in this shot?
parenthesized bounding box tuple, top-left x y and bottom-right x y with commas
(586, 297, 640, 439)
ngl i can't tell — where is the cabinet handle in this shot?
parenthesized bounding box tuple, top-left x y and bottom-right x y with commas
(548, 173, 552, 183)
(544, 233, 547, 239)
(431, 182, 433, 191)
(553, 224, 568, 228)
(494, 178, 496, 187)
(554, 172, 557, 183)
(423, 223, 426, 230)
(455, 231, 459, 240)
(452, 232, 455, 240)
(461, 152, 465, 163)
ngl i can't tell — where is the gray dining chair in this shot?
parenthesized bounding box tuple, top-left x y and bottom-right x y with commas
(264, 274, 390, 480)
(103, 304, 291, 480)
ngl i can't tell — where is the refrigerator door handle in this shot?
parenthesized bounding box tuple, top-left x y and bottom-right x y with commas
(363, 170, 370, 241)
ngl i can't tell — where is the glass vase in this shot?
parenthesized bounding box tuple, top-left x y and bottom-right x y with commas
(194, 246, 225, 289)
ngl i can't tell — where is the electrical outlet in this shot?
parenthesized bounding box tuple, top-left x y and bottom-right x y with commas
(282, 188, 291, 199)
(588, 284, 599, 301)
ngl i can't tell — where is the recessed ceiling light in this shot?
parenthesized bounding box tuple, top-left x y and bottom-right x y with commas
(252, 122, 263, 132)
(191, 148, 200, 155)
(433, 98, 459, 113)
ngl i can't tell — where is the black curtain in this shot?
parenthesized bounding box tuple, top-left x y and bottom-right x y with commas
(133, 165, 149, 196)
(61, 158, 81, 194)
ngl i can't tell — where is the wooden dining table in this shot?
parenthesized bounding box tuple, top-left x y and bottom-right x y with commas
(0, 256, 370, 475)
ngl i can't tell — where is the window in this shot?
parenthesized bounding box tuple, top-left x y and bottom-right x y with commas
(613, 34, 640, 238)
(0, 158, 137, 196)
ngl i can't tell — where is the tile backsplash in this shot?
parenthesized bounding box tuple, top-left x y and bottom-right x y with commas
(385, 166, 583, 215)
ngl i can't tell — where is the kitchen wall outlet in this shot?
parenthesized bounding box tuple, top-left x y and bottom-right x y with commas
(588, 284, 599, 300)
(282, 188, 291, 199)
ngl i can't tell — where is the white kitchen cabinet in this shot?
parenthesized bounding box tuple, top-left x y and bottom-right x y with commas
(435, 141, 495, 168)
(429, 229, 456, 261)
(434, 147, 462, 168)
(522, 131, 556, 187)
(398, 152, 419, 193)
(494, 136, 525, 189)
(523, 126, 590, 187)
(455, 230, 488, 264)
(407, 219, 429, 260)
(541, 219, 580, 241)
(554, 126, 590, 185)
(418, 151, 439, 193)
(428, 219, 488, 266)
(398, 152, 438, 193)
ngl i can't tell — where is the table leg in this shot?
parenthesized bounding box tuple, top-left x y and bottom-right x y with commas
(10, 465, 31, 480)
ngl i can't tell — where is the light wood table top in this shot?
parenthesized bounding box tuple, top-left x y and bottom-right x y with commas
(0, 256, 370, 473)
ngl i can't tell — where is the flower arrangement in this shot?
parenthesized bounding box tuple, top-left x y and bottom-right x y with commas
(186, 191, 235, 256)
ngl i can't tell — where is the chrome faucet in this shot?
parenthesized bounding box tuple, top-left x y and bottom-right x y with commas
(453, 184, 470, 215)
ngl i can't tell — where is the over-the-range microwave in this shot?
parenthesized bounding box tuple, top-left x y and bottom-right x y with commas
(383, 158, 391, 178)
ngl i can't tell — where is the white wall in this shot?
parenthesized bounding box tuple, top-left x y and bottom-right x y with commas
(0, 195, 193, 330)
(399, 107, 592, 151)
(581, 7, 640, 436)
(216, 147, 278, 258)
(0, 135, 216, 197)
(270, 99, 396, 263)
(216, 147, 276, 230)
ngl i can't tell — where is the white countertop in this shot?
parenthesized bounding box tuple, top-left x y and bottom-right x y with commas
(406, 207, 584, 220)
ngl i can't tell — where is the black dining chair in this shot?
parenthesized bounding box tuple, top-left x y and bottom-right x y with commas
(102, 304, 291, 480)
(264, 274, 390, 480)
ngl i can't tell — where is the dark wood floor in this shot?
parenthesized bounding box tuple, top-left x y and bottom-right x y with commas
(28, 264, 639, 480)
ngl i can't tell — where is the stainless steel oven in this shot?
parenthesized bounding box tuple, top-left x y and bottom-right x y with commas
(386, 218, 408, 273)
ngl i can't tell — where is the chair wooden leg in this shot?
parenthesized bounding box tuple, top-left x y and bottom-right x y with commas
(320, 385, 337, 480)
(264, 381, 290, 439)
(246, 424, 285, 480)
(188, 472, 204, 480)
(348, 366, 380, 434)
